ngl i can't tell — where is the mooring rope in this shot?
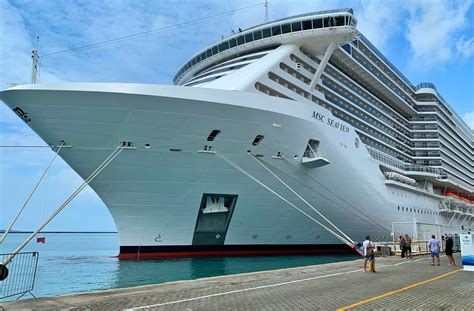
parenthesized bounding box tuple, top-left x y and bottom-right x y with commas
(1, 145, 125, 266)
(0, 143, 64, 244)
(260, 142, 391, 234)
(215, 151, 359, 252)
(249, 153, 355, 244)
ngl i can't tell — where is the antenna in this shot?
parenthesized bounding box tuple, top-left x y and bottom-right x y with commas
(264, 0, 269, 23)
(30, 36, 40, 84)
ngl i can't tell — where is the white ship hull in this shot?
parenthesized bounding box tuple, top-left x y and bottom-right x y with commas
(2, 83, 470, 258)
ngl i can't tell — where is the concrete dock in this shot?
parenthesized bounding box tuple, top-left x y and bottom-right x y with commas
(1, 253, 472, 310)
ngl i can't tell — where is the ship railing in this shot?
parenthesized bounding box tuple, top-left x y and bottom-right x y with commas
(366, 146, 444, 176)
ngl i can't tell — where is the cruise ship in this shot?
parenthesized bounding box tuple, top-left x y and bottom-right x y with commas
(1, 9, 473, 258)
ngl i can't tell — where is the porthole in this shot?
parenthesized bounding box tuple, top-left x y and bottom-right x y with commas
(252, 135, 264, 146)
(207, 129, 221, 142)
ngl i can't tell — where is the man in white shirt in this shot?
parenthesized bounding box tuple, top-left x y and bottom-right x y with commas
(362, 235, 374, 272)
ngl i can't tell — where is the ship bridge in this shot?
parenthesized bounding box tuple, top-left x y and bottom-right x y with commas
(174, 9, 357, 85)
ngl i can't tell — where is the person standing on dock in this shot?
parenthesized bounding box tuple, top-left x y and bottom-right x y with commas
(399, 235, 406, 258)
(445, 234, 455, 266)
(428, 235, 440, 266)
(362, 235, 374, 272)
(405, 234, 412, 258)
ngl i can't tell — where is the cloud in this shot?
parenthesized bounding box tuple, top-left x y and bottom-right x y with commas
(456, 36, 474, 58)
(355, 0, 405, 50)
(405, 1, 473, 68)
(463, 111, 474, 129)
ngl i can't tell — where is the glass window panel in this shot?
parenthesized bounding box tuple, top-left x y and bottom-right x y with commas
(200, 52, 206, 60)
(336, 16, 344, 26)
(218, 42, 229, 51)
(245, 33, 253, 43)
(302, 20, 312, 30)
(272, 25, 281, 36)
(324, 18, 332, 27)
(281, 23, 291, 34)
(191, 58, 196, 66)
(206, 49, 212, 57)
(253, 30, 262, 40)
(291, 22, 301, 31)
(229, 38, 237, 48)
(313, 19, 322, 29)
(237, 35, 245, 45)
(262, 28, 271, 38)
(212, 46, 218, 54)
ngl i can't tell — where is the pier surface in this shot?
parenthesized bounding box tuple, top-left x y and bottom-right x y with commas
(1, 253, 472, 310)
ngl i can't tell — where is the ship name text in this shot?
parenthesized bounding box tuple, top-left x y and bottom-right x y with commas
(311, 111, 349, 133)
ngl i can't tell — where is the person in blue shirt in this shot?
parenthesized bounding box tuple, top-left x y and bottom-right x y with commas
(428, 234, 440, 266)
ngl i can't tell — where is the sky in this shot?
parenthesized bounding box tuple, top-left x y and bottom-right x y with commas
(0, 0, 473, 232)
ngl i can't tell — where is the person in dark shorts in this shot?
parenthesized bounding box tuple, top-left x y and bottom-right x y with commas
(445, 234, 455, 266)
(405, 234, 412, 258)
(362, 235, 374, 272)
(399, 235, 406, 258)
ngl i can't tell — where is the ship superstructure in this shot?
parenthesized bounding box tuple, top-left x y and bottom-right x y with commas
(1, 9, 473, 258)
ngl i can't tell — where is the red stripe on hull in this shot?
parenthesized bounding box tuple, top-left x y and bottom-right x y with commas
(118, 248, 353, 259)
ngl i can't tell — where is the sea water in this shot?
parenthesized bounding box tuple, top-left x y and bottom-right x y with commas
(0, 233, 357, 299)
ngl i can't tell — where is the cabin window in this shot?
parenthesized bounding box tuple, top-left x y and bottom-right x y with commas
(252, 135, 264, 146)
(281, 23, 291, 34)
(291, 22, 301, 32)
(218, 41, 229, 52)
(237, 35, 245, 45)
(336, 16, 345, 26)
(313, 19, 322, 29)
(302, 20, 312, 30)
(262, 28, 271, 38)
(272, 25, 281, 36)
(207, 130, 221, 142)
(253, 30, 262, 40)
(245, 33, 253, 43)
(229, 38, 237, 48)
(212, 46, 218, 54)
(206, 49, 212, 57)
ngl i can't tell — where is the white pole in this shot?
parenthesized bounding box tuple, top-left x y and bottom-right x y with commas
(264, 0, 269, 23)
(309, 43, 336, 91)
(31, 36, 40, 84)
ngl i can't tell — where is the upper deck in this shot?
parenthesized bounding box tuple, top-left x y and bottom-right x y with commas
(174, 9, 357, 85)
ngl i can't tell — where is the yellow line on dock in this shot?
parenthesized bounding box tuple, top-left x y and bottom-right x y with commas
(337, 269, 461, 311)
